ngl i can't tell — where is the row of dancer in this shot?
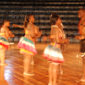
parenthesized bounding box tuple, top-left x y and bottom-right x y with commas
(14, 13, 68, 85)
(0, 10, 84, 85)
(0, 13, 66, 85)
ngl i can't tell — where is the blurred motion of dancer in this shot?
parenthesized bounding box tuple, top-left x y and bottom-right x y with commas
(17, 14, 41, 76)
(43, 13, 66, 85)
(75, 9, 85, 82)
(0, 20, 14, 66)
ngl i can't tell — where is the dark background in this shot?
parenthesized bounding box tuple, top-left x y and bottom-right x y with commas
(0, 0, 85, 42)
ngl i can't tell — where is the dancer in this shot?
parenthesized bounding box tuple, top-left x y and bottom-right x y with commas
(75, 9, 85, 82)
(43, 13, 65, 85)
(18, 14, 41, 76)
(13, 16, 42, 43)
(0, 20, 14, 65)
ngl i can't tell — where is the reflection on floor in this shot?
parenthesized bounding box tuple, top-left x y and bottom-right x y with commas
(0, 66, 8, 85)
(0, 43, 85, 85)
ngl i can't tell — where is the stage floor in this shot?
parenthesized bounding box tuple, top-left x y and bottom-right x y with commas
(0, 43, 85, 85)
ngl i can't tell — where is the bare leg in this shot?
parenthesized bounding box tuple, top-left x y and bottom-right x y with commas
(0, 47, 7, 66)
(80, 56, 85, 81)
(31, 55, 34, 65)
(48, 63, 53, 85)
(24, 54, 34, 76)
(52, 63, 59, 85)
(31, 55, 34, 73)
(59, 64, 63, 75)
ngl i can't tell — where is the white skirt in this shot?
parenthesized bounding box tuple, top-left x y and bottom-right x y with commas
(43, 45, 64, 63)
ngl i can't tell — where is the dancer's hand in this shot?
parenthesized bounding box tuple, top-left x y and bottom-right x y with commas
(12, 24, 24, 28)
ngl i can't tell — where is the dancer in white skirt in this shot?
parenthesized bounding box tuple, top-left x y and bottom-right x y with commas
(43, 13, 65, 85)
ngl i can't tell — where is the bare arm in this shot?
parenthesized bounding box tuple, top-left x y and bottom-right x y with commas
(6, 28, 15, 38)
(12, 24, 24, 29)
(8, 30, 15, 38)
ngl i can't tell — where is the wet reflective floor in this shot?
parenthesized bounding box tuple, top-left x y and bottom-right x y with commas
(0, 43, 85, 85)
